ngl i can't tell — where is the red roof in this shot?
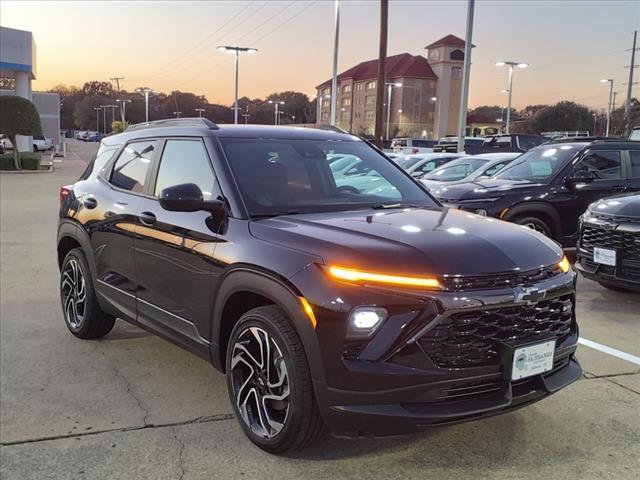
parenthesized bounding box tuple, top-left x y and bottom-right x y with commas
(316, 53, 437, 89)
(425, 34, 470, 49)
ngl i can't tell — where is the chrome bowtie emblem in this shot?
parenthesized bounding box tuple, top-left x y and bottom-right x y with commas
(516, 287, 547, 304)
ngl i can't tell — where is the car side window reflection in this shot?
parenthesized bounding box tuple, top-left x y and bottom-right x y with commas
(574, 151, 622, 180)
(154, 140, 218, 200)
(110, 141, 155, 193)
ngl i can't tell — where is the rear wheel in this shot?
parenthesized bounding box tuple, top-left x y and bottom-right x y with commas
(60, 248, 116, 339)
(513, 215, 552, 237)
(226, 305, 323, 453)
(33, 144, 38, 152)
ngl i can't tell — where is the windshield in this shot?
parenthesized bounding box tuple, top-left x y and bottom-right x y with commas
(494, 144, 583, 182)
(396, 156, 422, 169)
(424, 157, 489, 181)
(220, 139, 437, 216)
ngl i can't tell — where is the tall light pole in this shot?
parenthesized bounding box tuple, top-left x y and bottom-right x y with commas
(330, 0, 341, 126)
(217, 45, 258, 124)
(317, 93, 330, 124)
(495, 60, 528, 134)
(431, 96, 439, 139)
(623, 30, 638, 136)
(242, 113, 250, 124)
(93, 107, 101, 132)
(195, 108, 205, 117)
(99, 105, 109, 134)
(135, 87, 156, 123)
(601, 79, 614, 136)
(385, 82, 402, 141)
(173, 111, 182, 118)
(116, 99, 132, 124)
(101, 105, 117, 133)
(268, 100, 285, 125)
(456, 0, 475, 153)
(592, 113, 598, 136)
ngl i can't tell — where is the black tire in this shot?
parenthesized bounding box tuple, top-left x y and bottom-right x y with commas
(33, 145, 38, 153)
(60, 248, 116, 339)
(513, 215, 553, 237)
(598, 281, 635, 293)
(226, 305, 323, 453)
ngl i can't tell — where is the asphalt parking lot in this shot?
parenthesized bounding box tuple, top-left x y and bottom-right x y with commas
(1, 141, 638, 480)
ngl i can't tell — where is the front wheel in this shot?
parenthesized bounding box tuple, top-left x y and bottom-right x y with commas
(226, 305, 323, 453)
(60, 248, 116, 339)
(513, 215, 552, 237)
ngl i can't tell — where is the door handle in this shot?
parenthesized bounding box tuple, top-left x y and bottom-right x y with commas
(83, 197, 98, 209)
(613, 185, 627, 192)
(138, 211, 157, 226)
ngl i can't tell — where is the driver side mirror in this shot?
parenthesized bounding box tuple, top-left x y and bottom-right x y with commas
(159, 183, 224, 213)
(411, 171, 424, 178)
(565, 170, 596, 186)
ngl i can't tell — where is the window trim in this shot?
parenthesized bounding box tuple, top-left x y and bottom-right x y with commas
(105, 138, 160, 199)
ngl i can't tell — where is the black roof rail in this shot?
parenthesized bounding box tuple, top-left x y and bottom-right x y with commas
(125, 117, 219, 132)
(307, 124, 350, 134)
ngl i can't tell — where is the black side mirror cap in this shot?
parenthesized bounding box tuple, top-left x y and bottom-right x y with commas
(159, 183, 224, 213)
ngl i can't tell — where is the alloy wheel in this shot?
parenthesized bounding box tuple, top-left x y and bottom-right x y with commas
(61, 258, 86, 329)
(522, 221, 548, 236)
(230, 326, 290, 439)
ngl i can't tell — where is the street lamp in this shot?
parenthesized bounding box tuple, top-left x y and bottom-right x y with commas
(116, 99, 132, 124)
(99, 105, 110, 134)
(600, 79, 614, 136)
(93, 107, 101, 132)
(173, 111, 182, 118)
(268, 99, 285, 125)
(592, 112, 598, 136)
(385, 82, 402, 141)
(495, 61, 528, 134)
(430, 96, 440, 139)
(135, 87, 156, 123)
(195, 108, 205, 117)
(217, 45, 258, 124)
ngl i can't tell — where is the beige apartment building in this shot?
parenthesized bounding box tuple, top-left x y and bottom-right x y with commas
(316, 34, 468, 140)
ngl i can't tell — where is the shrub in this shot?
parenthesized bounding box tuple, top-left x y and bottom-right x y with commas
(0, 152, 41, 170)
(0, 96, 43, 169)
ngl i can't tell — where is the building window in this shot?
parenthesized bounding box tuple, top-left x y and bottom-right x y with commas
(365, 96, 376, 105)
(341, 110, 350, 121)
(355, 83, 364, 91)
(365, 111, 375, 120)
(366, 81, 376, 90)
(342, 98, 351, 107)
(355, 97, 362, 105)
(322, 88, 330, 95)
(429, 49, 441, 61)
(452, 67, 462, 78)
(343, 84, 352, 93)
(322, 99, 330, 109)
(450, 49, 464, 61)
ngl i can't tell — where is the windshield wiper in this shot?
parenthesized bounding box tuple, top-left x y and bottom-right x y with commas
(371, 203, 422, 209)
(251, 209, 302, 219)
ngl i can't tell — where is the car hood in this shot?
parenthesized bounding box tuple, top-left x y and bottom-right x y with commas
(249, 207, 563, 277)
(431, 178, 543, 201)
(588, 193, 640, 218)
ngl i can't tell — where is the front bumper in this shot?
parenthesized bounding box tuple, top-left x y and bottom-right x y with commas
(298, 266, 580, 435)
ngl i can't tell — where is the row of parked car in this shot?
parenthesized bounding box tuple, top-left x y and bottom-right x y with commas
(333, 135, 640, 292)
(74, 131, 105, 142)
(390, 133, 547, 155)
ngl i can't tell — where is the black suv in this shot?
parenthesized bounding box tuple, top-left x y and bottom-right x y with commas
(431, 140, 640, 247)
(57, 119, 580, 453)
(576, 193, 640, 292)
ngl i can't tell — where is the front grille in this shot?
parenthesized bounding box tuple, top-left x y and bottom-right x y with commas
(440, 264, 562, 292)
(580, 226, 640, 261)
(418, 294, 574, 369)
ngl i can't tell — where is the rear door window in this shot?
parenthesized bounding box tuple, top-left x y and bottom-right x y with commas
(629, 150, 640, 177)
(110, 141, 156, 193)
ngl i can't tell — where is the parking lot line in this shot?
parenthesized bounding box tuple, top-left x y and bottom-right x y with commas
(578, 338, 640, 366)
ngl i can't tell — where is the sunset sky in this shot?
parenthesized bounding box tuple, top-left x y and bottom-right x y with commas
(1, 0, 638, 111)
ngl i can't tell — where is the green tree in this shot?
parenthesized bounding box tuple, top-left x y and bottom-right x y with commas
(528, 101, 592, 133)
(111, 120, 129, 134)
(0, 95, 42, 170)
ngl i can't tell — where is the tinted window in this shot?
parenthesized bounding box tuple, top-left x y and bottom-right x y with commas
(630, 150, 640, 177)
(412, 140, 435, 148)
(110, 141, 155, 193)
(424, 158, 489, 181)
(81, 145, 120, 180)
(483, 161, 511, 176)
(574, 151, 621, 180)
(518, 136, 545, 150)
(495, 144, 584, 182)
(154, 140, 217, 199)
(396, 156, 422, 169)
(220, 139, 436, 215)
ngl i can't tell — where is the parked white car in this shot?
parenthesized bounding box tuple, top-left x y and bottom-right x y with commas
(0, 134, 13, 150)
(391, 137, 437, 154)
(32, 135, 54, 152)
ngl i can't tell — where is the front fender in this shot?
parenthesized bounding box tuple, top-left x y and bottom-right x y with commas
(210, 268, 325, 383)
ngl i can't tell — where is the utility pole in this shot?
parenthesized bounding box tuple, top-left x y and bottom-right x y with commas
(374, 0, 388, 148)
(93, 107, 101, 132)
(601, 79, 614, 136)
(110, 77, 124, 93)
(457, 0, 474, 153)
(330, 0, 341, 126)
(624, 30, 638, 136)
